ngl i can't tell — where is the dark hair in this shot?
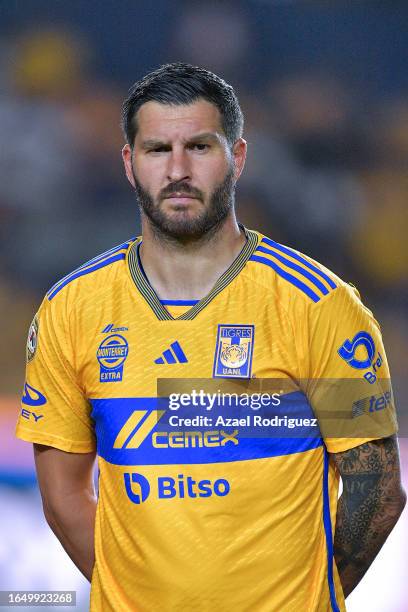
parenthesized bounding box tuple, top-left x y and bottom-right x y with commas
(122, 62, 244, 148)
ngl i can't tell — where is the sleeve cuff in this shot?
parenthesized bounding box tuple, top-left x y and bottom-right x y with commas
(15, 426, 96, 454)
(325, 431, 397, 454)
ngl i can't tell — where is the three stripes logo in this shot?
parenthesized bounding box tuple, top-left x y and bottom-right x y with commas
(154, 341, 188, 365)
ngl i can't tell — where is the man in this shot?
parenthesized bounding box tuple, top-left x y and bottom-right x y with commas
(16, 63, 405, 611)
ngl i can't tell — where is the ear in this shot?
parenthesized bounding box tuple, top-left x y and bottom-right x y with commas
(232, 138, 247, 181)
(122, 144, 136, 188)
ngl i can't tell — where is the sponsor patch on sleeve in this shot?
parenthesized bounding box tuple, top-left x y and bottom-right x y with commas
(26, 315, 39, 363)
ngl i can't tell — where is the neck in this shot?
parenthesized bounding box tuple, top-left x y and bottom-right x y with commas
(139, 212, 246, 300)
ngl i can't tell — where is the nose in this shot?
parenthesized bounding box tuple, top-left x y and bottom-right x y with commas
(166, 147, 191, 184)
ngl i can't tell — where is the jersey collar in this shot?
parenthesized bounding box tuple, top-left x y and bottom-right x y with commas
(127, 226, 259, 321)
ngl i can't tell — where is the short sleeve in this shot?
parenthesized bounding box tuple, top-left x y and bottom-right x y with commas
(306, 283, 398, 453)
(15, 297, 96, 453)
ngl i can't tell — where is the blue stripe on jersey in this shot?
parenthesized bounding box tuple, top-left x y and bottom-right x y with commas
(90, 394, 323, 466)
(261, 237, 337, 290)
(74, 238, 132, 272)
(170, 341, 188, 363)
(163, 349, 177, 364)
(323, 448, 341, 612)
(256, 245, 329, 296)
(122, 409, 151, 449)
(47, 239, 133, 297)
(250, 254, 321, 302)
(47, 252, 126, 300)
(160, 300, 199, 306)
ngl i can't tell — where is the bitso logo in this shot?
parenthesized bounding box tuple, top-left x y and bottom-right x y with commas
(124, 473, 150, 504)
(213, 324, 255, 378)
(338, 331, 383, 384)
(124, 472, 230, 503)
(96, 334, 129, 382)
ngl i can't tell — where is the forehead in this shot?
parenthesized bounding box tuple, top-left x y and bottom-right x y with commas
(134, 99, 224, 141)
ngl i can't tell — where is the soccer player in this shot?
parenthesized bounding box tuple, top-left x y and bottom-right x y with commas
(16, 63, 405, 611)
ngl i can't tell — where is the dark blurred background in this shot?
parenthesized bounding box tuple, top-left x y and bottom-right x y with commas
(0, 1, 407, 610)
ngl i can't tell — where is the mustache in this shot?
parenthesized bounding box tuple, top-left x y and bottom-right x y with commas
(159, 182, 204, 201)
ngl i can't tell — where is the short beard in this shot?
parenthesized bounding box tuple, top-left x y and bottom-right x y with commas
(132, 165, 236, 243)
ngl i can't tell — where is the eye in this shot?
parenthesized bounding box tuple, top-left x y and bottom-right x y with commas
(190, 143, 210, 152)
(148, 146, 168, 154)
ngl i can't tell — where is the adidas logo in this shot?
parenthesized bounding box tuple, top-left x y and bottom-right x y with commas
(154, 341, 188, 364)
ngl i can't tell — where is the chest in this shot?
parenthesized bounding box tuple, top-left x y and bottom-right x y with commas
(73, 293, 301, 399)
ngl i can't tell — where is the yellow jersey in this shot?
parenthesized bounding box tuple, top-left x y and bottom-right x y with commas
(16, 228, 397, 612)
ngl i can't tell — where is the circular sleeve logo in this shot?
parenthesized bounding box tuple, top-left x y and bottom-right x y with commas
(26, 315, 39, 363)
(97, 334, 129, 382)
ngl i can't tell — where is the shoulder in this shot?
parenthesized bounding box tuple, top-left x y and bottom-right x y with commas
(44, 237, 137, 309)
(247, 230, 353, 307)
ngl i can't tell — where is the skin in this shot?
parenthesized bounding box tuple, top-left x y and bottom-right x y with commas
(34, 99, 248, 582)
(34, 444, 97, 582)
(333, 435, 406, 597)
(34, 99, 406, 598)
(122, 99, 247, 300)
(34, 436, 406, 592)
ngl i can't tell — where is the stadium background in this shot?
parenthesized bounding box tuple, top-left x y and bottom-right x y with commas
(0, 1, 407, 610)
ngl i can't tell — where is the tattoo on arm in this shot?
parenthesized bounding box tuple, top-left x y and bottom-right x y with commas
(333, 435, 406, 598)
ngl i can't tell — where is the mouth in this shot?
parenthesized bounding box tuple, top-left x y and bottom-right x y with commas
(163, 193, 200, 205)
(165, 193, 198, 200)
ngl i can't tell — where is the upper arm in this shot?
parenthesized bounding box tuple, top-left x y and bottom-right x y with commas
(306, 284, 397, 452)
(331, 436, 406, 517)
(16, 298, 95, 453)
(332, 435, 402, 482)
(34, 443, 96, 515)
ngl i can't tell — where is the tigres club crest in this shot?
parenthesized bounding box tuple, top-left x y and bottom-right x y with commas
(213, 325, 255, 378)
(26, 315, 39, 363)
